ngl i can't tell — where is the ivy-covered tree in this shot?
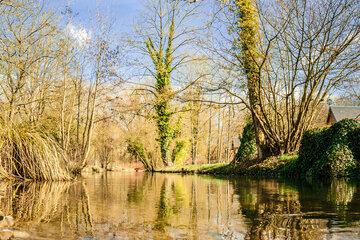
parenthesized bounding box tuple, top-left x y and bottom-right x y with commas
(234, 121, 257, 163)
(219, 0, 359, 158)
(145, 13, 175, 166)
(140, 0, 203, 166)
(232, 0, 266, 159)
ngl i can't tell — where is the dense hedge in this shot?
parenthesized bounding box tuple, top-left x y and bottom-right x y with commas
(349, 127, 360, 161)
(298, 119, 359, 178)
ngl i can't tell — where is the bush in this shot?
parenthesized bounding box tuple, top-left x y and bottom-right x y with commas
(126, 138, 154, 171)
(330, 119, 359, 143)
(171, 140, 188, 166)
(326, 144, 355, 177)
(349, 127, 360, 161)
(298, 127, 329, 175)
(234, 122, 257, 163)
(298, 119, 359, 179)
(280, 156, 301, 177)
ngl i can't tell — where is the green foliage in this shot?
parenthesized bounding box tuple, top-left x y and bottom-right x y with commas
(280, 156, 301, 177)
(126, 138, 154, 171)
(171, 140, 188, 166)
(232, 0, 260, 62)
(298, 127, 330, 175)
(348, 127, 360, 160)
(278, 154, 298, 162)
(146, 16, 176, 166)
(234, 122, 257, 163)
(155, 99, 174, 165)
(330, 118, 359, 141)
(326, 144, 355, 177)
(298, 119, 360, 178)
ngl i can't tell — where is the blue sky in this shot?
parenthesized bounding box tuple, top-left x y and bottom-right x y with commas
(46, 0, 218, 85)
(47, 0, 215, 36)
(48, 0, 144, 36)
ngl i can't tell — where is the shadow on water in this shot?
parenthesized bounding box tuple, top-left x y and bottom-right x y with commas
(0, 173, 359, 239)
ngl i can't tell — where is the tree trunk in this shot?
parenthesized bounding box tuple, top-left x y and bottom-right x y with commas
(235, 0, 268, 159)
(191, 109, 200, 165)
(207, 105, 213, 164)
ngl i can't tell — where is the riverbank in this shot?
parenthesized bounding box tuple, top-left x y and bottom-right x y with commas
(155, 154, 298, 178)
(157, 120, 360, 179)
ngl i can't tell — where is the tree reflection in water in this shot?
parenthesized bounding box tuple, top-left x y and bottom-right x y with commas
(233, 179, 321, 239)
(154, 178, 173, 231)
(0, 173, 359, 239)
(0, 181, 94, 239)
(232, 178, 359, 240)
(127, 173, 152, 204)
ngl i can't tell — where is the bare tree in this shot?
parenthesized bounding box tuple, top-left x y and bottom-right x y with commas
(0, 0, 60, 124)
(210, 0, 360, 157)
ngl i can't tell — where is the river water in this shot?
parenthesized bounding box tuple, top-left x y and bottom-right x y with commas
(1, 172, 360, 239)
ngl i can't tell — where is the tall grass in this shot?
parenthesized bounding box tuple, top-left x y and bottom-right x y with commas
(0, 124, 72, 180)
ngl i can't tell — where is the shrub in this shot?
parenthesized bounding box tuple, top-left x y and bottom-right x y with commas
(326, 144, 355, 177)
(171, 140, 188, 166)
(330, 119, 359, 144)
(298, 119, 359, 179)
(349, 127, 360, 161)
(234, 122, 257, 163)
(280, 156, 301, 177)
(298, 127, 329, 175)
(126, 138, 154, 171)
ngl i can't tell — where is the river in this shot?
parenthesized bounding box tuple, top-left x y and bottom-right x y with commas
(0, 172, 360, 239)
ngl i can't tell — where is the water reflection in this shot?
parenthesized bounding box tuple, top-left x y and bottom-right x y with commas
(0, 173, 359, 239)
(0, 181, 93, 239)
(233, 180, 322, 239)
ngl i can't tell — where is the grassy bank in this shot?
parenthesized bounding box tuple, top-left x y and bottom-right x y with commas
(156, 154, 298, 178)
(156, 120, 360, 180)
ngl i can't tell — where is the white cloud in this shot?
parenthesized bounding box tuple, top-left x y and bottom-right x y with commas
(65, 23, 91, 47)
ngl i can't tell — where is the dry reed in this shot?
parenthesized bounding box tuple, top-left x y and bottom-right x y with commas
(0, 125, 72, 180)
